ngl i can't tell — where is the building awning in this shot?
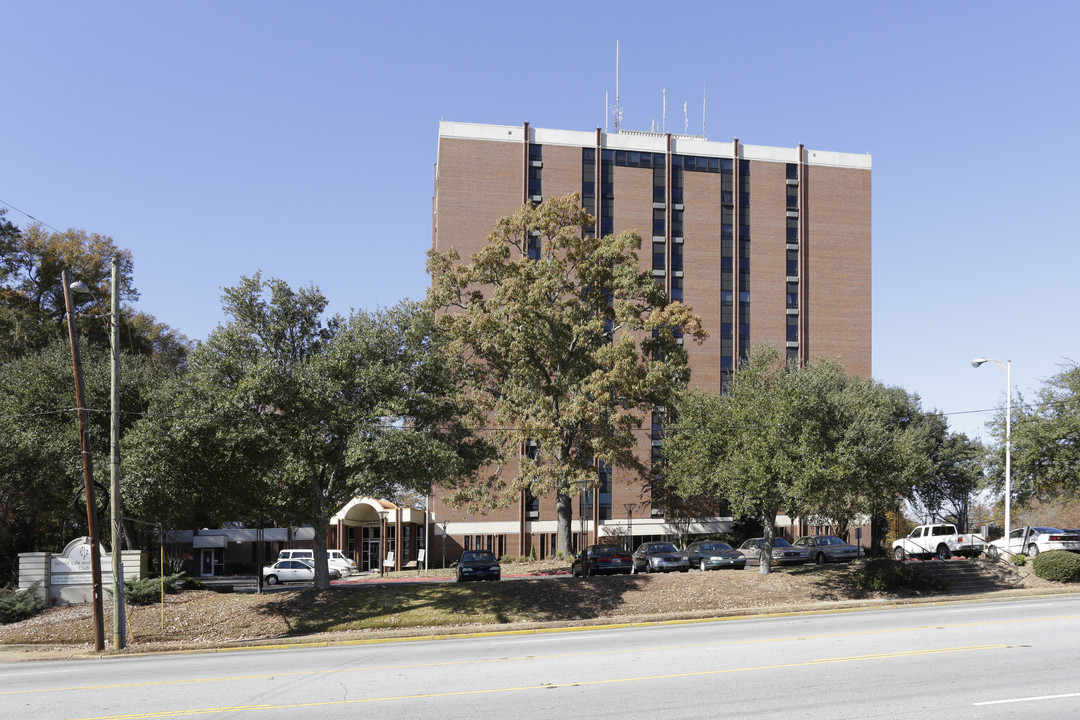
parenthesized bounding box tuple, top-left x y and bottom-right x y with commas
(193, 535, 227, 549)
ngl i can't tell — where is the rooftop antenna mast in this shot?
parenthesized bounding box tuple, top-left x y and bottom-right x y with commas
(612, 41, 623, 133)
(702, 83, 707, 137)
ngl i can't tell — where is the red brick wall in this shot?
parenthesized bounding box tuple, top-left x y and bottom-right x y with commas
(804, 165, 872, 377)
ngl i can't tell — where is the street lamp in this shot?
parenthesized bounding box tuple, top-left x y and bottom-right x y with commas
(70, 258, 126, 650)
(972, 357, 1011, 541)
(623, 503, 637, 551)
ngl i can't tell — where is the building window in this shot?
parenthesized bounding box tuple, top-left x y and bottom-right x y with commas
(787, 249, 798, 277)
(786, 186, 798, 209)
(787, 216, 799, 243)
(786, 282, 799, 309)
(528, 233, 541, 260)
(786, 163, 798, 180)
(652, 240, 665, 271)
(670, 243, 683, 271)
(652, 207, 665, 236)
(670, 275, 683, 302)
(787, 314, 799, 342)
(598, 461, 612, 521)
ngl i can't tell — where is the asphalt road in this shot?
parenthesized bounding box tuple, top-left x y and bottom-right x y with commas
(4, 594, 1080, 719)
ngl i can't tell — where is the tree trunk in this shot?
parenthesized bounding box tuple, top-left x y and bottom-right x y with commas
(556, 492, 572, 556)
(760, 509, 778, 575)
(311, 521, 331, 591)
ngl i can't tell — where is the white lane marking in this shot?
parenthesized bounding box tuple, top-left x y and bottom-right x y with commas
(975, 691, 1080, 706)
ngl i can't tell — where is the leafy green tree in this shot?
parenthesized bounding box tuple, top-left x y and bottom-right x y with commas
(909, 428, 984, 528)
(0, 338, 164, 577)
(0, 221, 188, 368)
(126, 276, 487, 590)
(665, 345, 926, 572)
(984, 361, 1080, 506)
(425, 194, 705, 556)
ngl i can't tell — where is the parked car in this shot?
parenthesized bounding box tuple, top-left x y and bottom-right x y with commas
(738, 537, 809, 566)
(793, 535, 861, 564)
(987, 526, 1080, 558)
(277, 548, 357, 576)
(891, 523, 985, 560)
(684, 541, 746, 571)
(263, 559, 341, 585)
(572, 544, 634, 576)
(630, 542, 690, 573)
(455, 550, 501, 582)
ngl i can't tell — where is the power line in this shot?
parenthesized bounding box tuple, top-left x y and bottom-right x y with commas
(0, 198, 65, 235)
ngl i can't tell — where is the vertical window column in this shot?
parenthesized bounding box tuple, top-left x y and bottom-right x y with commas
(736, 158, 751, 362)
(785, 161, 800, 363)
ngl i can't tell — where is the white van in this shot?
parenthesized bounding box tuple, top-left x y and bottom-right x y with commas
(277, 549, 358, 576)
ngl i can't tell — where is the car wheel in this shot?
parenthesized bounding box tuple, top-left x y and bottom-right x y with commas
(572, 564, 580, 578)
(1027, 544, 1040, 557)
(644, 562, 652, 574)
(699, 559, 707, 572)
(815, 553, 825, 565)
(892, 547, 905, 561)
(585, 562, 594, 578)
(936, 544, 951, 560)
(265, 575, 278, 586)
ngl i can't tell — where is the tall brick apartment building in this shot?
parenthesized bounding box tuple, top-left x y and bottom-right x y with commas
(424, 120, 871, 562)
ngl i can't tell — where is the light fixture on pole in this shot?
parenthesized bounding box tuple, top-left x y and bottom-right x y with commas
(972, 357, 1011, 541)
(623, 503, 637, 551)
(70, 259, 126, 650)
(61, 271, 105, 652)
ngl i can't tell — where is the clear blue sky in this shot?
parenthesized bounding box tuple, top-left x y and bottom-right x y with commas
(4, 2, 1077, 442)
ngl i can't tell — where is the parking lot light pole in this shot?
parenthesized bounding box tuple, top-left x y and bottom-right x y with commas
(972, 357, 1011, 540)
(624, 503, 636, 551)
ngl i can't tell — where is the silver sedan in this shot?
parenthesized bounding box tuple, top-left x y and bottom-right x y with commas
(793, 535, 861, 564)
(738, 537, 809, 566)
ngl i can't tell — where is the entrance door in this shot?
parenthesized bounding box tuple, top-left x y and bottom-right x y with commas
(361, 525, 380, 572)
(199, 549, 219, 577)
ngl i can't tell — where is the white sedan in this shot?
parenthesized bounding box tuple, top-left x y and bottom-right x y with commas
(262, 559, 341, 585)
(987, 526, 1080, 558)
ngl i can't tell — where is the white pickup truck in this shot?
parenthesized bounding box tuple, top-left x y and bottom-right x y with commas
(892, 524, 985, 560)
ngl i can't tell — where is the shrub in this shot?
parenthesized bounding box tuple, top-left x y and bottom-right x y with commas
(1012, 553, 1027, 567)
(0, 583, 44, 624)
(854, 559, 948, 592)
(499, 554, 529, 564)
(1032, 550, 1080, 583)
(111, 573, 186, 606)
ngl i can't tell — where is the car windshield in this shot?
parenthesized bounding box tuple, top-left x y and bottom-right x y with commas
(1032, 527, 1061, 534)
(462, 551, 496, 563)
(818, 536, 844, 545)
(772, 538, 793, 548)
(699, 543, 732, 552)
(591, 546, 621, 555)
(646, 544, 678, 553)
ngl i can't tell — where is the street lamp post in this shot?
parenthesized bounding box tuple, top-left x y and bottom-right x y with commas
(972, 357, 1011, 540)
(71, 258, 126, 649)
(61, 271, 105, 652)
(623, 503, 637, 551)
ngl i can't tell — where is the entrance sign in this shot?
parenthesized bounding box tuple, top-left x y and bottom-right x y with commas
(18, 537, 146, 606)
